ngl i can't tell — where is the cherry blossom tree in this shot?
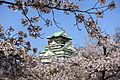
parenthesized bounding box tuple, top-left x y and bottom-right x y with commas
(0, 0, 119, 80)
(4, 44, 118, 80)
(0, 0, 116, 39)
(114, 27, 120, 43)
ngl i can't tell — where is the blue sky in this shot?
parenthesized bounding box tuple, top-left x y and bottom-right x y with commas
(0, 0, 120, 52)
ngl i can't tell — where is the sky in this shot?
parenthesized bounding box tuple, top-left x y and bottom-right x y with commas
(0, 0, 120, 53)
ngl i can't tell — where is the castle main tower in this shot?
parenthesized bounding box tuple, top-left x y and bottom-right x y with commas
(40, 31, 77, 63)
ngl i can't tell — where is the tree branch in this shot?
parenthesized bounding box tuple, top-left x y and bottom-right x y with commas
(0, 1, 16, 5)
(51, 9, 64, 31)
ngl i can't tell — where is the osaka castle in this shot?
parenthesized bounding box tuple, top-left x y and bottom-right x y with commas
(40, 31, 77, 63)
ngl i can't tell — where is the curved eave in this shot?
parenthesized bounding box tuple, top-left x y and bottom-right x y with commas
(47, 36, 72, 40)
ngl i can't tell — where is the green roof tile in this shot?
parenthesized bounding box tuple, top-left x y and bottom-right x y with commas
(47, 31, 72, 39)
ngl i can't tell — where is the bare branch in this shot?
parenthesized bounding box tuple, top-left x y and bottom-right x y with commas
(51, 9, 64, 31)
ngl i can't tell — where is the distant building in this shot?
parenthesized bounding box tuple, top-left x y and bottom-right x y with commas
(40, 31, 77, 63)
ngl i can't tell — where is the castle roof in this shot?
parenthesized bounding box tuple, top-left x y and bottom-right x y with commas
(47, 31, 72, 40)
